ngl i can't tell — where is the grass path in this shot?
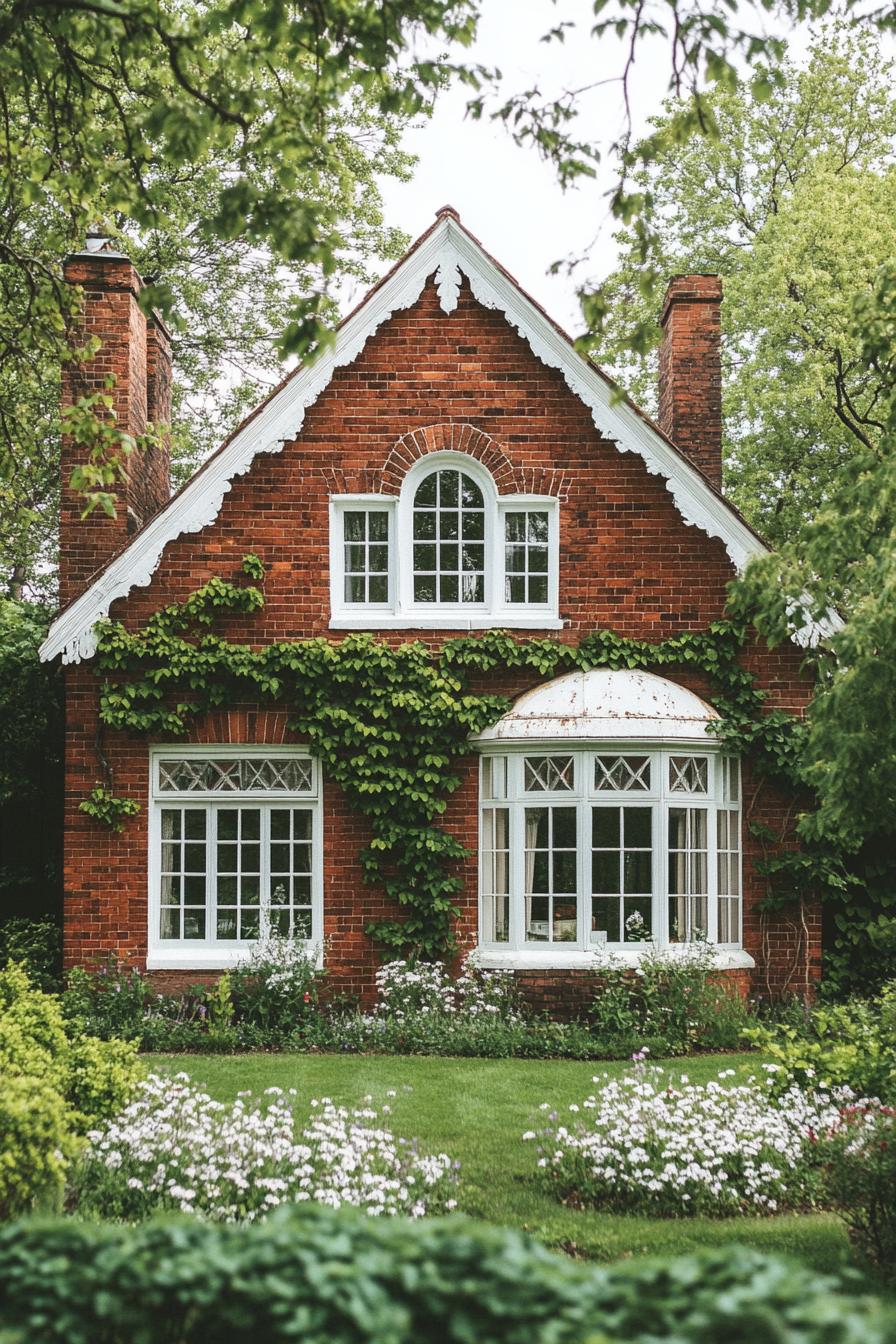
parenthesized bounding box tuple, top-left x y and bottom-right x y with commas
(145, 1051, 852, 1271)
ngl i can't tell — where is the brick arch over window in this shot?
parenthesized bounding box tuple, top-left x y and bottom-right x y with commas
(377, 423, 571, 501)
(188, 709, 302, 746)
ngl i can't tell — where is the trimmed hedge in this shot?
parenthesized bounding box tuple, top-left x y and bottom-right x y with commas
(0, 1207, 892, 1344)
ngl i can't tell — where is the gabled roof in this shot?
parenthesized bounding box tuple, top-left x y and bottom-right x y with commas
(41, 208, 769, 665)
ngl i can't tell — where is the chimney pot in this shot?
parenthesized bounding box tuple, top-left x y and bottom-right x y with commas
(657, 274, 723, 488)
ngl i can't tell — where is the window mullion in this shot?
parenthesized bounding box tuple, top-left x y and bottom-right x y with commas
(577, 785, 587, 951)
(707, 797, 719, 945)
(208, 805, 217, 949)
(261, 806, 271, 942)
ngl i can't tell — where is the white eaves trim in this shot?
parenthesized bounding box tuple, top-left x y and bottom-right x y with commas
(41, 213, 769, 665)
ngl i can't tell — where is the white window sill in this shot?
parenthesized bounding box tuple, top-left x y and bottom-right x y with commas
(330, 614, 564, 631)
(146, 943, 322, 972)
(474, 947, 756, 972)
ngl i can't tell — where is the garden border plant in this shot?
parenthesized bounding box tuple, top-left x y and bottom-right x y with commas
(85, 554, 837, 963)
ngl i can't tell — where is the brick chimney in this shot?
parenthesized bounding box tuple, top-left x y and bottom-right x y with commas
(657, 274, 723, 488)
(59, 236, 171, 607)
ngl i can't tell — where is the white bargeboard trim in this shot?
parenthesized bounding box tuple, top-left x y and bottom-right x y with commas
(42, 214, 768, 665)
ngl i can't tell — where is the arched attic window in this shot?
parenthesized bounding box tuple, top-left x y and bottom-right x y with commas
(474, 668, 747, 966)
(329, 452, 561, 629)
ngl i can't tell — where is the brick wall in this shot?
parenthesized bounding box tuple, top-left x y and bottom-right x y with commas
(59, 251, 171, 607)
(59, 273, 820, 1003)
(658, 275, 723, 488)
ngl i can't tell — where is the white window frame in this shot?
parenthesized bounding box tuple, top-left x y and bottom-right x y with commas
(147, 744, 323, 970)
(329, 452, 562, 629)
(476, 743, 752, 971)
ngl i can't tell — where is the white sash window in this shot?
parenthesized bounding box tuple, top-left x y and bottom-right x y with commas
(148, 747, 322, 969)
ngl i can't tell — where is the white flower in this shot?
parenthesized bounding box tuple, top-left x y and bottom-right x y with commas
(79, 1073, 459, 1224)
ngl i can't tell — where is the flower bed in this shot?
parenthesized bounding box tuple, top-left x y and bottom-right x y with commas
(74, 1073, 458, 1222)
(526, 1060, 848, 1217)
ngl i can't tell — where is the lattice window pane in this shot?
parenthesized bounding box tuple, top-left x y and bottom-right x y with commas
(524, 805, 578, 943)
(591, 806, 653, 945)
(524, 755, 575, 792)
(669, 756, 708, 794)
(268, 807, 314, 941)
(594, 755, 651, 792)
(481, 807, 510, 943)
(159, 758, 313, 793)
(668, 806, 709, 942)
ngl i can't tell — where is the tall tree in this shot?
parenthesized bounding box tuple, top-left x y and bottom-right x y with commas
(0, 2, 445, 597)
(588, 27, 896, 545)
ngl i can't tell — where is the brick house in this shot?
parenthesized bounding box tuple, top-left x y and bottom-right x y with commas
(40, 208, 821, 1008)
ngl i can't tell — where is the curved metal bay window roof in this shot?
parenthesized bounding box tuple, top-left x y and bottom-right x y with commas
(474, 668, 721, 745)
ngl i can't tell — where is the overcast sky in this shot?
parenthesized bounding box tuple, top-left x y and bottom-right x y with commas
(373, 0, 830, 337)
(375, 0, 694, 334)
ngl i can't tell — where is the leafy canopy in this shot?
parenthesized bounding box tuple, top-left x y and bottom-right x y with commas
(590, 27, 896, 547)
(0, 0, 480, 596)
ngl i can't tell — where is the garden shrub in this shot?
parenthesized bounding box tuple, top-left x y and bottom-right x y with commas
(0, 1072, 74, 1221)
(229, 936, 322, 1037)
(822, 1101, 896, 1278)
(0, 917, 61, 992)
(62, 958, 149, 1041)
(744, 983, 896, 1101)
(73, 1072, 458, 1222)
(0, 1209, 892, 1344)
(590, 944, 754, 1055)
(0, 963, 142, 1220)
(527, 1060, 847, 1217)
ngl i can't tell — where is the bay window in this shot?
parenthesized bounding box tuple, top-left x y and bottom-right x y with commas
(478, 748, 742, 955)
(148, 748, 321, 969)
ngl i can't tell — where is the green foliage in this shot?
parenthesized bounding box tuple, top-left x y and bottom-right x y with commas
(594, 27, 896, 547)
(823, 1102, 896, 1279)
(0, 963, 142, 1219)
(743, 983, 896, 1102)
(78, 786, 141, 832)
(0, 602, 61, 804)
(0, 602, 62, 927)
(0, 918, 61, 993)
(0, 1073, 73, 1222)
(65, 1036, 144, 1133)
(0, 1, 458, 594)
(229, 938, 321, 1039)
(89, 558, 801, 960)
(0, 1208, 891, 1344)
(62, 959, 149, 1042)
(590, 945, 754, 1055)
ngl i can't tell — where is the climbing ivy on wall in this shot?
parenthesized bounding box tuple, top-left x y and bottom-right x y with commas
(89, 555, 814, 960)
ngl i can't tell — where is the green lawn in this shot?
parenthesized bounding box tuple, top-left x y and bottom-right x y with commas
(145, 1051, 853, 1272)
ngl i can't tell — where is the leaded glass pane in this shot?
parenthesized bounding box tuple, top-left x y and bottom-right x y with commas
(595, 755, 651, 792)
(504, 510, 550, 605)
(342, 509, 390, 604)
(669, 756, 709, 794)
(159, 757, 313, 793)
(524, 756, 575, 792)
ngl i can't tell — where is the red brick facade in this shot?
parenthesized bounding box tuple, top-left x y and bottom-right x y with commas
(54, 225, 821, 1009)
(59, 252, 171, 608)
(658, 275, 724, 489)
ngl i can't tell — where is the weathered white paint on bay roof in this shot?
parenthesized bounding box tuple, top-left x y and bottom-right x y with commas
(474, 668, 721, 744)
